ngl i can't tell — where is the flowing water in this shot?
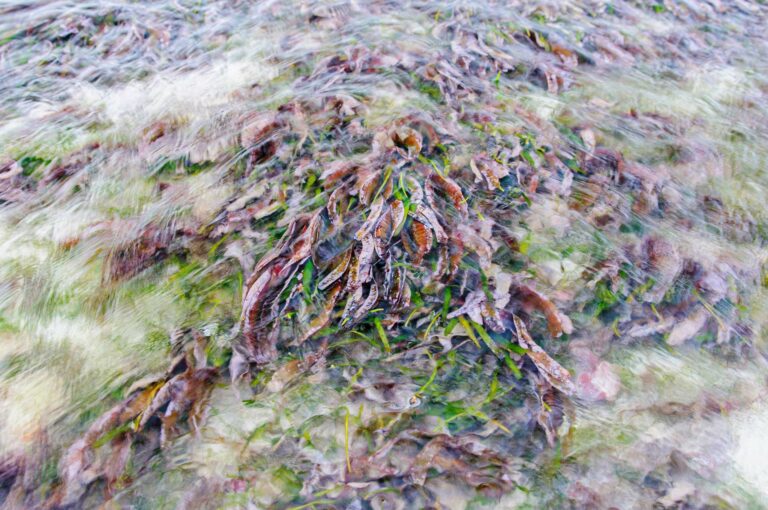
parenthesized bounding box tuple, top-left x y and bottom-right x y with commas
(2, 1, 768, 508)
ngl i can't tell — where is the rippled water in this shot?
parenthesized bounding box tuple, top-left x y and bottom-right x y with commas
(2, 1, 768, 509)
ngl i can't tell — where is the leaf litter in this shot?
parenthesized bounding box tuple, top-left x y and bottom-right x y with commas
(0, 0, 768, 508)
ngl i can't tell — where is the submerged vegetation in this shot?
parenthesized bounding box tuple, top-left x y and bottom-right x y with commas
(1, 0, 768, 508)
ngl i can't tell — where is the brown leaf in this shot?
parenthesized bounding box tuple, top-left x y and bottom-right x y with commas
(103, 433, 133, 492)
(326, 182, 352, 222)
(435, 234, 465, 283)
(240, 111, 283, 165)
(392, 127, 423, 158)
(373, 204, 394, 256)
(353, 281, 380, 320)
(552, 44, 578, 67)
(342, 285, 364, 323)
(456, 224, 493, 272)
(249, 218, 298, 277)
(240, 111, 282, 147)
(389, 199, 406, 234)
(405, 175, 424, 203)
(82, 381, 162, 449)
(355, 197, 385, 240)
(105, 225, 175, 282)
(356, 171, 382, 206)
(318, 250, 352, 290)
(346, 234, 376, 293)
(148, 367, 217, 445)
(470, 156, 508, 191)
(298, 282, 343, 343)
(406, 435, 516, 490)
(409, 220, 433, 264)
(238, 212, 325, 364)
(531, 373, 566, 447)
(517, 285, 573, 337)
(514, 315, 574, 395)
(427, 174, 468, 217)
(287, 210, 323, 266)
(240, 270, 277, 363)
(412, 204, 448, 243)
(320, 161, 357, 186)
(447, 235, 465, 279)
(387, 267, 411, 310)
(55, 338, 217, 507)
(447, 290, 486, 325)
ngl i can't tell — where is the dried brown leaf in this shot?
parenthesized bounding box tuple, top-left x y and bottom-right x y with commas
(428, 174, 468, 217)
(412, 204, 448, 243)
(410, 220, 433, 264)
(241, 112, 278, 146)
(373, 204, 394, 256)
(447, 290, 486, 325)
(287, 211, 323, 266)
(532, 374, 566, 447)
(517, 285, 573, 337)
(357, 171, 381, 206)
(387, 267, 411, 310)
(456, 224, 493, 272)
(552, 44, 578, 67)
(514, 315, 574, 395)
(321, 161, 357, 186)
(353, 281, 379, 321)
(355, 197, 385, 240)
(389, 199, 406, 234)
(346, 234, 376, 293)
(470, 156, 508, 191)
(392, 127, 423, 158)
(318, 250, 352, 290)
(298, 282, 343, 344)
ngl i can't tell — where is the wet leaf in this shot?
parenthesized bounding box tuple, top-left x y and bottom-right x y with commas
(470, 155, 508, 191)
(298, 282, 343, 344)
(408, 220, 433, 264)
(428, 174, 468, 217)
(517, 285, 574, 337)
(392, 127, 423, 158)
(412, 204, 448, 243)
(355, 197, 385, 240)
(318, 250, 352, 291)
(514, 315, 574, 395)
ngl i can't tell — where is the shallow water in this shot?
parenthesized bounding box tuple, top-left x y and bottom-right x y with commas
(2, 1, 768, 508)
